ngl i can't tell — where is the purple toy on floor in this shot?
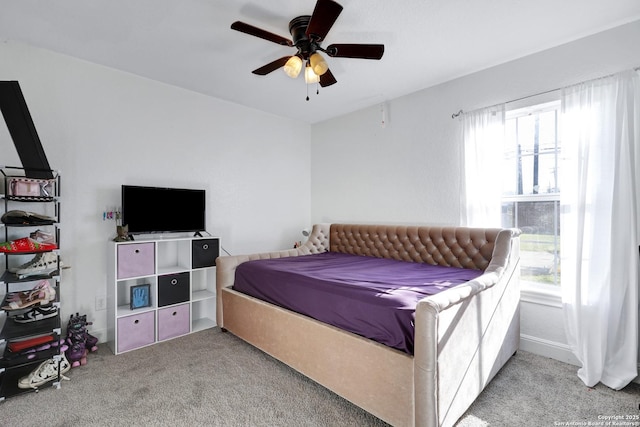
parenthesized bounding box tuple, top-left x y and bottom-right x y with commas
(65, 313, 98, 367)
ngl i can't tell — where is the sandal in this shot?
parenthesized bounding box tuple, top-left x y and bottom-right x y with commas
(2, 280, 56, 310)
(6, 280, 54, 302)
(29, 230, 56, 244)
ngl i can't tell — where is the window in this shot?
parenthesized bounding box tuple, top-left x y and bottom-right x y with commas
(502, 101, 561, 288)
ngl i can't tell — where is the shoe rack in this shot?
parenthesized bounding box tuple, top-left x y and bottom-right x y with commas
(0, 166, 64, 400)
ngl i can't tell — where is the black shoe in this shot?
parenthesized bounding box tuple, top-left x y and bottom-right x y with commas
(1, 210, 56, 225)
(12, 305, 59, 323)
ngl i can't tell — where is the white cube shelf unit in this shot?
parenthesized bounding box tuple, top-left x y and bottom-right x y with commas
(107, 236, 219, 354)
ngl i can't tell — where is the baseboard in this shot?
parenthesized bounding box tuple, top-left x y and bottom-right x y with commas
(92, 327, 107, 345)
(519, 333, 580, 366)
(520, 334, 640, 385)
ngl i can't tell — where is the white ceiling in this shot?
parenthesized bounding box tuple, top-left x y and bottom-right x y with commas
(1, 0, 639, 124)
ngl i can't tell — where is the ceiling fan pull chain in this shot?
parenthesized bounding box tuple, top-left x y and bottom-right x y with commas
(306, 84, 310, 101)
(316, 82, 319, 95)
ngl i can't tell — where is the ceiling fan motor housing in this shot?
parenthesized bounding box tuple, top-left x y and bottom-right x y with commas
(289, 16, 317, 59)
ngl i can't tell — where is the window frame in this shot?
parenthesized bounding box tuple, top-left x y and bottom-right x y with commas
(504, 96, 562, 304)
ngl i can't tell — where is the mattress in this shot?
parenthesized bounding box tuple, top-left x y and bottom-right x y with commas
(233, 252, 483, 354)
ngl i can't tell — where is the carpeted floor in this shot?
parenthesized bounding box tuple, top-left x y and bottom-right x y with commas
(2, 328, 639, 426)
(458, 348, 640, 426)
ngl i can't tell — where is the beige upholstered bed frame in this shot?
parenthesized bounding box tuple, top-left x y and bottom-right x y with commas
(216, 224, 520, 427)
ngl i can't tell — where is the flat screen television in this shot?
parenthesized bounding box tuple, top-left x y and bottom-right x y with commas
(121, 185, 206, 235)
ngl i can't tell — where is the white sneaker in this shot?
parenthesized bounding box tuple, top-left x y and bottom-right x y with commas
(18, 353, 71, 389)
(13, 252, 61, 278)
(9, 253, 43, 273)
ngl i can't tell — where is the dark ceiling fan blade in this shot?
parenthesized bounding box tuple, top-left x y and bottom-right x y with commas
(231, 21, 293, 46)
(319, 69, 337, 87)
(325, 44, 384, 59)
(305, 0, 343, 42)
(252, 56, 293, 75)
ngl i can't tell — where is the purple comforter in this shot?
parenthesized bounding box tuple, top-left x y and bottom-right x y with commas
(233, 252, 483, 354)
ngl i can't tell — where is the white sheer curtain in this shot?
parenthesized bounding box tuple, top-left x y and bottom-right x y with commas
(561, 69, 640, 390)
(460, 105, 505, 227)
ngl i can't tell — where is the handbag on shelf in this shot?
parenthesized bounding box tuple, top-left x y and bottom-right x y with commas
(7, 177, 56, 199)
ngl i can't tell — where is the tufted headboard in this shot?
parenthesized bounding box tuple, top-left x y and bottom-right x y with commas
(328, 224, 503, 271)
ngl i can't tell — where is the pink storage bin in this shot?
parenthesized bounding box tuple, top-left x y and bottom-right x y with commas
(117, 311, 155, 353)
(117, 243, 155, 279)
(157, 303, 190, 341)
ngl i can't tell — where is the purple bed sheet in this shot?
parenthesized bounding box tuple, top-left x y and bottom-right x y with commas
(233, 252, 483, 354)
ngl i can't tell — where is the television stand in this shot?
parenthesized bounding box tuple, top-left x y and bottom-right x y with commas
(193, 231, 203, 237)
(107, 235, 220, 354)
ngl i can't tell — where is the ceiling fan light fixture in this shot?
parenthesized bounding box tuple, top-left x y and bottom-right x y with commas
(309, 52, 329, 76)
(283, 55, 303, 78)
(304, 62, 320, 84)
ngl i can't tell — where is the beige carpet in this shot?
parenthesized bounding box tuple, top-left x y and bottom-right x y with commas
(2, 327, 639, 426)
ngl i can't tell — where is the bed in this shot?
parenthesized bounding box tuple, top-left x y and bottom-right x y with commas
(216, 224, 520, 427)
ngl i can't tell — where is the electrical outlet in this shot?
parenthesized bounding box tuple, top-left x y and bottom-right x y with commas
(95, 295, 107, 311)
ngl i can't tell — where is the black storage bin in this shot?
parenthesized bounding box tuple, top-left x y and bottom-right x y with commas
(157, 272, 190, 307)
(192, 238, 219, 269)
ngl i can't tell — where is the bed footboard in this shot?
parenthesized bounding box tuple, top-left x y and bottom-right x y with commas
(415, 230, 520, 427)
(222, 286, 415, 426)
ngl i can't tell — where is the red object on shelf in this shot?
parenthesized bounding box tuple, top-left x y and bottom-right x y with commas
(0, 237, 57, 253)
(8, 334, 54, 352)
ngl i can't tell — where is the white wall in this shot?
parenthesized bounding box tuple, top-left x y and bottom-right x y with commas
(0, 41, 311, 341)
(310, 20, 640, 364)
(3, 20, 639, 361)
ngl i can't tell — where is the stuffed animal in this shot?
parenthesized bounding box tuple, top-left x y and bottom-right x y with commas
(113, 224, 132, 242)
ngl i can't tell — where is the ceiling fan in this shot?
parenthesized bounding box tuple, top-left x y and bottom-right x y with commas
(231, 0, 384, 91)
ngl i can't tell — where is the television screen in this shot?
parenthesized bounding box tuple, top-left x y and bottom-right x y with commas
(121, 185, 206, 234)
